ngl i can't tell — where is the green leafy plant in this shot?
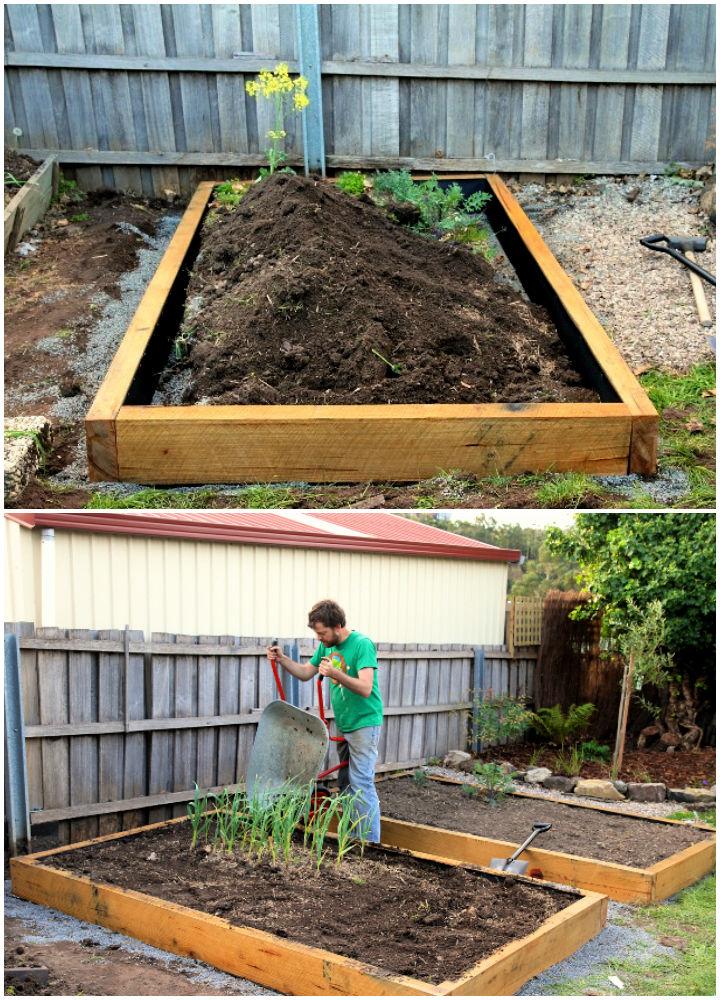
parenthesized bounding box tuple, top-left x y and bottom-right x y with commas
(4, 428, 48, 471)
(460, 782, 480, 799)
(336, 171, 366, 197)
(307, 795, 338, 871)
(5, 171, 23, 188)
(70, 212, 90, 222)
(245, 63, 309, 176)
(186, 783, 215, 848)
(528, 703, 596, 751)
(334, 789, 367, 864)
(553, 745, 585, 776)
(215, 179, 248, 207)
(371, 347, 402, 374)
(371, 170, 492, 245)
(472, 762, 514, 805)
(473, 694, 532, 747)
(412, 768, 429, 786)
(579, 739, 611, 763)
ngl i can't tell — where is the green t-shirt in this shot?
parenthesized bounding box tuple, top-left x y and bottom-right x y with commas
(310, 631, 384, 734)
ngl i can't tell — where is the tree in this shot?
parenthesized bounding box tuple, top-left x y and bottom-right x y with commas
(546, 514, 715, 653)
(510, 540, 579, 596)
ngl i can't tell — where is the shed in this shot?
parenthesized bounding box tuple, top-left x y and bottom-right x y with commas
(5, 512, 520, 644)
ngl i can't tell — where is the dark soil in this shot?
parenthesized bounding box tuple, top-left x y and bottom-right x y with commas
(377, 777, 713, 867)
(5, 150, 40, 198)
(478, 744, 716, 787)
(176, 174, 600, 406)
(45, 824, 578, 985)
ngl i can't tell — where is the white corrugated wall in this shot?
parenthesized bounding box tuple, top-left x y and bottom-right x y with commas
(4, 522, 508, 644)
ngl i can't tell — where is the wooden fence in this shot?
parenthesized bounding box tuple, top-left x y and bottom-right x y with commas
(4, 623, 536, 847)
(4, 4, 715, 196)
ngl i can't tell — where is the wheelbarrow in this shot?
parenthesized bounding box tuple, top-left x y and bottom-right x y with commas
(246, 643, 347, 802)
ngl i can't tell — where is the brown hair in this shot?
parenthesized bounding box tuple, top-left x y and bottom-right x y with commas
(308, 599, 346, 629)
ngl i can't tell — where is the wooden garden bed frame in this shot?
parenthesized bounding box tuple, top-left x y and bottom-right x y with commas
(377, 773, 716, 903)
(4, 155, 59, 253)
(86, 174, 658, 484)
(10, 815, 607, 997)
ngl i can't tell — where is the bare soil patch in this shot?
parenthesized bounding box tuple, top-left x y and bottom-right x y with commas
(377, 777, 712, 867)
(4, 150, 40, 203)
(45, 823, 577, 985)
(173, 174, 599, 406)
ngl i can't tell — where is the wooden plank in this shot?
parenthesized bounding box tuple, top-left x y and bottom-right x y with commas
(648, 839, 717, 901)
(363, 4, 400, 156)
(195, 634, 220, 790)
(10, 820, 605, 997)
(36, 627, 70, 844)
(97, 629, 124, 835)
(122, 628, 147, 830)
(112, 403, 633, 483)
(67, 628, 99, 843)
(19, 638, 272, 656)
(520, 6, 553, 164)
(216, 636, 241, 787)
(409, 644, 429, 761)
(5, 7, 59, 149)
(446, 6, 477, 159)
(237, 636, 258, 783)
(630, 6, 671, 164)
(170, 634, 198, 817)
(148, 632, 175, 824)
(211, 5, 250, 161)
(4, 155, 57, 252)
(20, 148, 702, 174)
(5, 50, 714, 85)
(85, 180, 214, 473)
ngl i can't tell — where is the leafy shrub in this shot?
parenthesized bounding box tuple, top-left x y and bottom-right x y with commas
(580, 739, 611, 763)
(336, 171, 366, 197)
(215, 179, 248, 207)
(472, 762, 514, 805)
(474, 695, 533, 747)
(371, 170, 492, 243)
(553, 746, 585, 776)
(461, 783, 480, 799)
(528, 703, 596, 750)
(412, 768, 429, 786)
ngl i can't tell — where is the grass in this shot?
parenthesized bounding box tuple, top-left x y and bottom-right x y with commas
(87, 488, 220, 509)
(552, 874, 716, 996)
(533, 472, 603, 507)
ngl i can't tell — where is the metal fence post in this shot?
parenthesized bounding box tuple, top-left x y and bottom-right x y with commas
(295, 4, 326, 176)
(289, 639, 301, 707)
(4, 632, 32, 855)
(472, 646, 485, 754)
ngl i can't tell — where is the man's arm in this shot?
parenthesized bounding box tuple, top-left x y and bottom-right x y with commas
(266, 644, 318, 682)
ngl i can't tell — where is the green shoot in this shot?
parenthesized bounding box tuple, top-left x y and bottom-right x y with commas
(334, 790, 367, 864)
(371, 347, 402, 374)
(187, 783, 212, 848)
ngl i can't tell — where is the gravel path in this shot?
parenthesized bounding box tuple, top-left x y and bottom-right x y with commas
(5, 879, 275, 995)
(497, 175, 715, 372)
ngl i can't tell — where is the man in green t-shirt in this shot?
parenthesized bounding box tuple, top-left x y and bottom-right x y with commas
(266, 599, 383, 842)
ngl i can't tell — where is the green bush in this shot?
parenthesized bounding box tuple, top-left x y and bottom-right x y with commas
(412, 767, 428, 786)
(474, 695, 533, 747)
(371, 170, 492, 238)
(580, 739, 611, 762)
(528, 703, 596, 750)
(471, 762, 514, 805)
(336, 171, 366, 197)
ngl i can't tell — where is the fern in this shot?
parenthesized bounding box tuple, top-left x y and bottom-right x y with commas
(528, 703, 596, 750)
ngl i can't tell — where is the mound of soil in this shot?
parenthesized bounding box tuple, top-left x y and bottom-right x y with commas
(378, 777, 713, 867)
(177, 174, 600, 406)
(47, 824, 576, 984)
(5, 150, 40, 200)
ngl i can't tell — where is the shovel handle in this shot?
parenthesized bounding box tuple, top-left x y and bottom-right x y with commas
(506, 822, 552, 864)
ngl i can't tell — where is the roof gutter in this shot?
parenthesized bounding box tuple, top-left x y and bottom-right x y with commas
(6, 513, 521, 564)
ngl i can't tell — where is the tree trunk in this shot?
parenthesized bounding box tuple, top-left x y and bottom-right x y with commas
(612, 654, 634, 775)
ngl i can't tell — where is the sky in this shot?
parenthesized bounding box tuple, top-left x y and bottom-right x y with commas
(445, 511, 577, 530)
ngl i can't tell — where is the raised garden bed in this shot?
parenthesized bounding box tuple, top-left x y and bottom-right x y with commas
(4, 153, 58, 253)
(377, 774, 716, 904)
(11, 815, 607, 996)
(85, 174, 658, 484)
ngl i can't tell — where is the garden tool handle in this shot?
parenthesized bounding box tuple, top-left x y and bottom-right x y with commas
(507, 822, 552, 864)
(268, 639, 286, 702)
(316, 675, 346, 745)
(639, 235, 716, 285)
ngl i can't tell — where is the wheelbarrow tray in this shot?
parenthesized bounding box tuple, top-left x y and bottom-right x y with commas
(246, 699, 329, 798)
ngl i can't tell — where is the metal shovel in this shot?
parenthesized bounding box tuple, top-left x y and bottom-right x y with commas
(490, 822, 552, 874)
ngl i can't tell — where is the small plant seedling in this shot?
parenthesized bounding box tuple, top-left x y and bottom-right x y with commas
(461, 783, 480, 799)
(412, 768, 429, 786)
(4, 171, 23, 188)
(70, 212, 90, 222)
(4, 428, 48, 470)
(472, 762, 514, 805)
(427, 756, 442, 767)
(215, 179, 249, 207)
(371, 347, 402, 374)
(336, 171, 366, 197)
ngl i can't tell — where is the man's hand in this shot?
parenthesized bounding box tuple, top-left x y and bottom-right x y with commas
(266, 643, 286, 666)
(317, 656, 337, 679)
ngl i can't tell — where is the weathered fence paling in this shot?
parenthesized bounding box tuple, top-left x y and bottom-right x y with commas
(4, 624, 536, 845)
(3, 4, 714, 196)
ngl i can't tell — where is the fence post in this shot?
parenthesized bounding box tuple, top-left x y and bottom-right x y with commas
(295, 4, 326, 176)
(471, 646, 485, 754)
(287, 639, 300, 707)
(4, 632, 32, 855)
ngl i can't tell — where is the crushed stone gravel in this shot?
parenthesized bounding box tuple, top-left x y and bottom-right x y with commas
(497, 175, 715, 372)
(5, 879, 276, 995)
(595, 467, 691, 503)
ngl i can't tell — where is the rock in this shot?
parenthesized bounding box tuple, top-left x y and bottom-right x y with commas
(699, 183, 715, 224)
(574, 779, 626, 801)
(525, 767, 553, 784)
(146, 851, 158, 861)
(4, 416, 53, 503)
(443, 750, 472, 767)
(668, 787, 716, 804)
(456, 758, 477, 774)
(613, 780, 628, 795)
(542, 775, 578, 793)
(512, 771, 527, 781)
(625, 186, 641, 202)
(627, 782, 667, 802)
(496, 760, 517, 775)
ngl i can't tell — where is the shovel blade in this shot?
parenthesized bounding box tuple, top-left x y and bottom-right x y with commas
(489, 857, 529, 875)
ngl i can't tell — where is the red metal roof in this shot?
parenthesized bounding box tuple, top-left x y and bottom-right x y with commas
(5, 512, 520, 563)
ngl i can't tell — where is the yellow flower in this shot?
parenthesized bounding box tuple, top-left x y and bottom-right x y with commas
(245, 80, 258, 96)
(267, 129, 287, 140)
(293, 92, 310, 111)
(294, 76, 309, 92)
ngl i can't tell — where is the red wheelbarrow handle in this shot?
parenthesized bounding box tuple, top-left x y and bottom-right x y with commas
(317, 675, 346, 745)
(269, 656, 287, 702)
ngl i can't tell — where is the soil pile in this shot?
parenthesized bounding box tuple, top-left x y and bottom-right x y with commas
(177, 173, 599, 405)
(4, 150, 40, 205)
(48, 825, 575, 984)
